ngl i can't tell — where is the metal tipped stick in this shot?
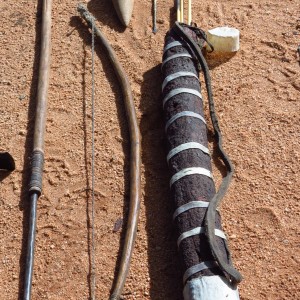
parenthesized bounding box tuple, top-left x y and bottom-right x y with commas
(23, 1, 52, 299)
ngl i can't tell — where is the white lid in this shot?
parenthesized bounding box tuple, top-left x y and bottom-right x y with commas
(207, 27, 240, 53)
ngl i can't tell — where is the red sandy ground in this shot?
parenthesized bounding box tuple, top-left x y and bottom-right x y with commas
(0, 0, 299, 299)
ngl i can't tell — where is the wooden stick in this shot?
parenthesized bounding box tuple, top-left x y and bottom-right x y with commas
(180, 0, 184, 23)
(177, 0, 181, 22)
(188, 0, 192, 25)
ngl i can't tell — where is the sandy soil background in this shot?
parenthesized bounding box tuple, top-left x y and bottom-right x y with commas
(1, 0, 299, 299)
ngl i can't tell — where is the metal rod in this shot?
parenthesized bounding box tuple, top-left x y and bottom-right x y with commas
(23, 1, 52, 299)
(77, 5, 141, 300)
(23, 194, 38, 300)
(153, 0, 157, 33)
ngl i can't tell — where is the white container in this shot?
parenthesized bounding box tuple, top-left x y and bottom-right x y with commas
(206, 27, 240, 53)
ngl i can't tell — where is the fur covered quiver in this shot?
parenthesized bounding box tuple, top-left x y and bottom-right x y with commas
(161, 25, 240, 299)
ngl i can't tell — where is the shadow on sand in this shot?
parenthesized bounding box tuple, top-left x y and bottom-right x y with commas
(140, 64, 183, 299)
